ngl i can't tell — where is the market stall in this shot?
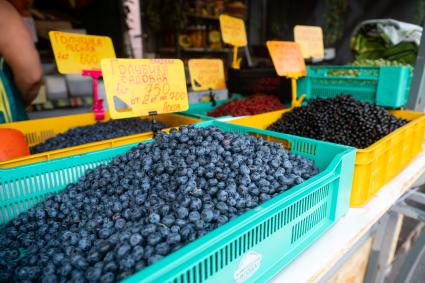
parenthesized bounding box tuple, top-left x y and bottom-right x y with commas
(1, 1, 425, 282)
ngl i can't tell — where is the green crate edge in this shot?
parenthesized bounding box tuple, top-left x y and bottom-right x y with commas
(0, 120, 356, 283)
(297, 65, 412, 108)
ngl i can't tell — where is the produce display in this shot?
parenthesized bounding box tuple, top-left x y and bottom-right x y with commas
(327, 59, 413, 77)
(351, 20, 419, 65)
(267, 95, 408, 148)
(30, 118, 167, 154)
(207, 94, 284, 117)
(0, 125, 318, 283)
(351, 58, 413, 68)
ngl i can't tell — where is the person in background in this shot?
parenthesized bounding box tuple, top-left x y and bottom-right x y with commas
(0, 0, 42, 123)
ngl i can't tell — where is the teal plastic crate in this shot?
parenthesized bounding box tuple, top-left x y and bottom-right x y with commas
(297, 65, 412, 108)
(181, 94, 244, 120)
(0, 121, 355, 282)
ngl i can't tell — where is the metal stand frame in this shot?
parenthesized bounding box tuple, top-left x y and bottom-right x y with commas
(365, 187, 425, 283)
(407, 22, 425, 111)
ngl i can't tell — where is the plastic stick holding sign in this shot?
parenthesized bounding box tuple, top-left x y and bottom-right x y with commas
(101, 59, 189, 120)
(219, 15, 247, 69)
(49, 31, 116, 120)
(294, 25, 324, 59)
(266, 41, 306, 107)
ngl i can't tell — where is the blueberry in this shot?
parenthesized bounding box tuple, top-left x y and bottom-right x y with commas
(147, 232, 162, 246)
(78, 237, 91, 251)
(147, 254, 163, 265)
(176, 207, 189, 219)
(114, 218, 126, 230)
(41, 274, 57, 283)
(155, 242, 170, 255)
(166, 233, 181, 245)
(132, 245, 144, 261)
(190, 198, 202, 211)
(217, 215, 228, 224)
(170, 225, 180, 233)
(52, 253, 65, 265)
(71, 254, 88, 270)
(217, 190, 228, 201)
(87, 250, 101, 264)
(148, 213, 160, 224)
(141, 224, 157, 236)
(129, 233, 143, 246)
(119, 257, 136, 271)
(201, 209, 214, 222)
(100, 272, 115, 283)
(162, 215, 175, 227)
(59, 261, 72, 277)
(143, 245, 154, 260)
(189, 211, 201, 222)
(117, 244, 131, 258)
(104, 261, 117, 272)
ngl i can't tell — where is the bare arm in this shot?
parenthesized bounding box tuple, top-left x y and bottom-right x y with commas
(0, 0, 42, 104)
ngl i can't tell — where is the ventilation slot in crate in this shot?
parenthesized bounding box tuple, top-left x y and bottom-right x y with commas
(291, 202, 328, 244)
(0, 159, 114, 224)
(169, 182, 332, 283)
(293, 140, 317, 158)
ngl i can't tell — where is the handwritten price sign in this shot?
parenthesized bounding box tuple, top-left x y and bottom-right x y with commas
(219, 15, 247, 47)
(101, 59, 189, 119)
(266, 41, 306, 77)
(188, 59, 226, 91)
(294, 25, 324, 59)
(49, 31, 115, 74)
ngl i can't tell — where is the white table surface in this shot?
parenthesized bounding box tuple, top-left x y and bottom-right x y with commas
(271, 150, 425, 283)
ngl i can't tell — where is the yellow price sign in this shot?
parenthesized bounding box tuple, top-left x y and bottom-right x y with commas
(294, 25, 324, 59)
(267, 41, 306, 107)
(219, 15, 247, 47)
(188, 59, 226, 91)
(101, 59, 189, 119)
(266, 41, 306, 77)
(49, 31, 116, 74)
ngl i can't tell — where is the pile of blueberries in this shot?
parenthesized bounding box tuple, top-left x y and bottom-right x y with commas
(0, 125, 318, 283)
(30, 118, 167, 154)
(267, 95, 408, 148)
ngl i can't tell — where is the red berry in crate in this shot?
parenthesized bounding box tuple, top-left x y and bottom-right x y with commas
(207, 94, 285, 117)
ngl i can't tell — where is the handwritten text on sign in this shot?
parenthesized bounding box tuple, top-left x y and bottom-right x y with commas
(266, 41, 306, 77)
(188, 59, 226, 91)
(294, 25, 324, 59)
(49, 31, 116, 74)
(101, 59, 189, 119)
(219, 15, 247, 47)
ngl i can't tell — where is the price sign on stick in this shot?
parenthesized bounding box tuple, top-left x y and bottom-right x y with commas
(294, 25, 324, 59)
(49, 31, 116, 121)
(188, 59, 226, 91)
(219, 15, 247, 69)
(267, 41, 306, 107)
(101, 59, 189, 119)
(49, 31, 115, 74)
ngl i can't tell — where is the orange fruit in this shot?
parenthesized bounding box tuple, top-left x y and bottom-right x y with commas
(0, 128, 30, 161)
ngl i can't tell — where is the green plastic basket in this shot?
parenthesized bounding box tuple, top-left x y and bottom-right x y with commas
(0, 121, 356, 282)
(181, 94, 244, 120)
(297, 65, 412, 108)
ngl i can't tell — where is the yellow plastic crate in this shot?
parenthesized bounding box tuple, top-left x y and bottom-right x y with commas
(231, 109, 425, 207)
(0, 113, 200, 168)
